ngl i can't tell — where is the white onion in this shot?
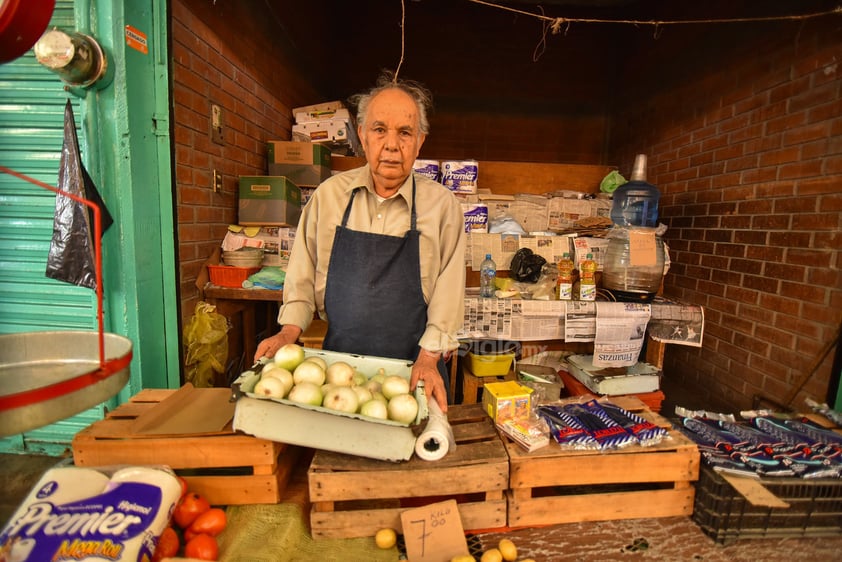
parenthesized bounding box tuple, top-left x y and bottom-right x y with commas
(325, 361, 356, 386)
(293, 360, 326, 386)
(274, 343, 305, 371)
(381, 375, 410, 399)
(360, 399, 389, 420)
(322, 386, 360, 413)
(253, 376, 287, 398)
(260, 367, 294, 396)
(287, 382, 323, 406)
(387, 393, 419, 424)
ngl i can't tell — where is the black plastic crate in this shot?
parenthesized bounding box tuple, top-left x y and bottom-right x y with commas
(692, 464, 842, 545)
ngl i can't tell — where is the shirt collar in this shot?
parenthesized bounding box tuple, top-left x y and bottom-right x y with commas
(344, 164, 413, 204)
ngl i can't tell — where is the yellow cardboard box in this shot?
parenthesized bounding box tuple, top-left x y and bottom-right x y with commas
(482, 381, 533, 424)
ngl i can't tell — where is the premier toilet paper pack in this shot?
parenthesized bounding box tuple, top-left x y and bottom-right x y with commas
(0, 464, 181, 562)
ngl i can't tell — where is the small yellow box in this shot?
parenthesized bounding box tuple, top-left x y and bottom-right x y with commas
(482, 381, 533, 424)
(466, 351, 515, 377)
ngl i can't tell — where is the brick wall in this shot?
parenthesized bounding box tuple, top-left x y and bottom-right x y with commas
(609, 17, 841, 411)
(171, 0, 322, 326)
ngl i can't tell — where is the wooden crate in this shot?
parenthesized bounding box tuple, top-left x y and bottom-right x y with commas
(506, 396, 700, 527)
(308, 403, 509, 539)
(72, 389, 301, 505)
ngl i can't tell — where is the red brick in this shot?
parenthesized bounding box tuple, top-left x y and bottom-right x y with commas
(751, 215, 791, 230)
(779, 159, 824, 180)
(746, 245, 785, 262)
(721, 215, 753, 229)
(758, 146, 800, 166)
(774, 197, 817, 213)
(779, 281, 828, 304)
(734, 230, 768, 245)
(764, 262, 806, 282)
(758, 294, 801, 316)
(743, 274, 780, 293)
(767, 231, 813, 248)
(813, 231, 841, 249)
(799, 175, 842, 195)
(725, 285, 760, 305)
(791, 213, 839, 230)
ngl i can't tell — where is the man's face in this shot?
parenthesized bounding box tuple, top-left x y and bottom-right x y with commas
(359, 88, 426, 195)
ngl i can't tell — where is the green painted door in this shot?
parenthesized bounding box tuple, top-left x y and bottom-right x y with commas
(0, 0, 179, 454)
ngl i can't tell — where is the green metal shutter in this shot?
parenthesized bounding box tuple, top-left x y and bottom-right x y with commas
(0, 2, 110, 454)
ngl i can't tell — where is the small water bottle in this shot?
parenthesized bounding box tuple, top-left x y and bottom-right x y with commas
(480, 254, 496, 298)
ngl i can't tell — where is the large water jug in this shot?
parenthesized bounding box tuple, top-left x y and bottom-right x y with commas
(610, 154, 660, 227)
(603, 153, 665, 302)
(602, 229, 666, 302)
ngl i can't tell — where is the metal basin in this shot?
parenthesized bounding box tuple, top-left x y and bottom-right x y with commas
(0, 331, 133, 437)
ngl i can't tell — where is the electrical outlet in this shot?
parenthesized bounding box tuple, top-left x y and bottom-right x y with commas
(211, 104, 224, 145)
(213, 169, 222, 193)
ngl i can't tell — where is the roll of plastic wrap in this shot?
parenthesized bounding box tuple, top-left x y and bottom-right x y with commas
(414, 401, 454, 461)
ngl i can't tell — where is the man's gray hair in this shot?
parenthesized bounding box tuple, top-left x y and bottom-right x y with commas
(350, 70, 433, 135)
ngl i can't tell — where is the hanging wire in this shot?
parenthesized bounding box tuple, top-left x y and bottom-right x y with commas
(468, 0, 841, 28)
(394, 0, 407, 82)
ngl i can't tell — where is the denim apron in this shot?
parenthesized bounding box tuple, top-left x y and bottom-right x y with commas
(322, 179, 448, 388)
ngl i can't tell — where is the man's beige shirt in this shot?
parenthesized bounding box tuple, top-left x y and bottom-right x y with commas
(278, 164, 466, 354)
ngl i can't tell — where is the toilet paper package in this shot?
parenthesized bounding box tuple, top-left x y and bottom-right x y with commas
(0, 462, 182, 562)
(462, 203, 488, 233)
(441, 160, 479, 194)
(412, 159, 440, 181)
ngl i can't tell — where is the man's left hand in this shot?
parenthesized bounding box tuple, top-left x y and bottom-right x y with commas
(410, 349, 448, 413)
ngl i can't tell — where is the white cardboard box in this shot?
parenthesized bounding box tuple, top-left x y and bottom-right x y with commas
(232, 349, 428, 462)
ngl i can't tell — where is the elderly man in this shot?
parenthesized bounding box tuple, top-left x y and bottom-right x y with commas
(254, 73, 466, 412)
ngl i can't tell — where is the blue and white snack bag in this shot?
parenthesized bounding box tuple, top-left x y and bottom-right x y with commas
(441, 160, 478, 194)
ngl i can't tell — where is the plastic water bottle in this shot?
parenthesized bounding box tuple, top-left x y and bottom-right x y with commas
(610, 154, 660, 227)
(579, 253, 597, 301)
(480, 254, 496, 298)
(557, 252, 574, 300)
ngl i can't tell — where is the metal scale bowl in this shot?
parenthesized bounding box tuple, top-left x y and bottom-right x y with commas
(0, 166, 133, 438)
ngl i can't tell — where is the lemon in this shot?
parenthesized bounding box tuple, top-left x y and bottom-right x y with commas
(374, 528, 397, 549)
(498, 538, 518, 561)
(450, 555, 475, 562)
(480, 548, 503, 562)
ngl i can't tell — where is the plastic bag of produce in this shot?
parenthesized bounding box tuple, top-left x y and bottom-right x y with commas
(183, 301, 229, 387)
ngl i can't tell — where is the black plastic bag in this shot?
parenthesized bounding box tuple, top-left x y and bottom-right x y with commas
(45, 100, 113, 289)
(509, 248, 546, 283)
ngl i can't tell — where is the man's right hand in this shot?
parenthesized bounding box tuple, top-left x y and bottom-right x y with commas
(253, 325, 303, 363)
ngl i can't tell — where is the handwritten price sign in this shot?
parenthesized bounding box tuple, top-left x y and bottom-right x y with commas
(400, 499, 469, 561)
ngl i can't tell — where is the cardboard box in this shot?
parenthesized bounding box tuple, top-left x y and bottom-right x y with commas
(292, 119, 361, 156)
(232, 349, 429, 462)
(238, 176, 302, 226)
(267, 141, 332, 187)
(293, 100, 346, 117)
(295, 107, 351, 124)
(482, 381, 533, 424)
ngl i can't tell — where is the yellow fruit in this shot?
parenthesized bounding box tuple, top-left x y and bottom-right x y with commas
(498, 538, 518, 561)
(374, 528, 397, 549)
(480, 548, 503, 562)
(450, 555, 475, 562)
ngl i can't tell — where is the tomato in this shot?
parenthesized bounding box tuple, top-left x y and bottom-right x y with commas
(173, 492, 211, 529)
(184, 533, 219, 561)
(188, 508, 227, 537)
(151, 526, 180, 562)
(177, 476, 189, 498)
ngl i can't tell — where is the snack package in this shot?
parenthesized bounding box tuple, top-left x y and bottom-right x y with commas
(0, 462, 182, 561)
